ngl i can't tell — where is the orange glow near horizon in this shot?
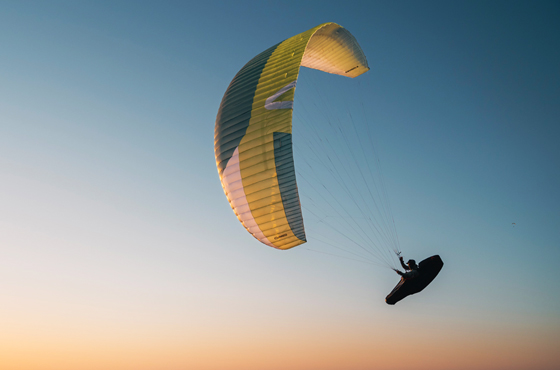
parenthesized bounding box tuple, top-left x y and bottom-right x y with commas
(2, 309, 559, 370)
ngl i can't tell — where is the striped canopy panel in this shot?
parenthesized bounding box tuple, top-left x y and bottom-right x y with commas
(214, 22, 370, 249)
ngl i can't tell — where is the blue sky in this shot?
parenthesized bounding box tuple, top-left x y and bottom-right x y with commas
(1, 1, 559, 369)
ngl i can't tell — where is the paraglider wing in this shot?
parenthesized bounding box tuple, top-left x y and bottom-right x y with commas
(386, 255, 444, 305)
(214, 22, 369, 249)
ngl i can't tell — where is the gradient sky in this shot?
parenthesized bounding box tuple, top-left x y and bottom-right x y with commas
(1, 1, 559, 370)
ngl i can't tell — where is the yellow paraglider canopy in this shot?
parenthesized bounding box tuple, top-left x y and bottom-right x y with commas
(214, 23, 369, 249)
